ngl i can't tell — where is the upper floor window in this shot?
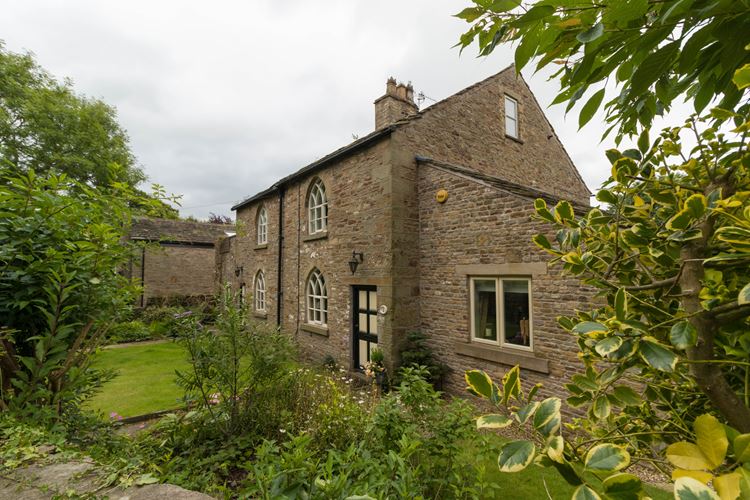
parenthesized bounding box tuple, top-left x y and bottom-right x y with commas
(257, 206, 268, 245)
(306, 268, 328, 326)
(470, 277, 532, 350)
(254, 270, 266, 312)
(307, 178, 328, 234)
(504, 96, 518, 139)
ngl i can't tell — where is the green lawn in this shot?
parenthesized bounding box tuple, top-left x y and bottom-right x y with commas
(86, 341, 189, 418)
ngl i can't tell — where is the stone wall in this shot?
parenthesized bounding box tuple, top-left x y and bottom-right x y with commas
(417, 163, 592, 402)
(396, 67, 590, 206)
(233, 139, 401, 370)
(136, 244, 217, 304)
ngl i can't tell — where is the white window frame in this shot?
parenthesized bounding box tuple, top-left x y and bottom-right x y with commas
(307, 179, 328, 235)
(257, 206, 268, 245)
(504, 95, 519, 139)
(306, 268, 328, 326)
(469, 276, 533, 352)
(254, 271, 266, 312)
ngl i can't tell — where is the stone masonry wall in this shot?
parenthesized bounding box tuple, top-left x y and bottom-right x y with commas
(417, 164, 592, 404)
(397, 67, 590, 205)
(234, 139, 399, 371)
(139, 245, 217, 303)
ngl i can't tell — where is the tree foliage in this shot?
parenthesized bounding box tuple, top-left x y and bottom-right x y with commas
(456, 0, 750, 140)
(0, 167, 168, 418)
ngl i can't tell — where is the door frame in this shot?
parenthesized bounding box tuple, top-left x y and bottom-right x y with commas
(351, 285, 377, 370)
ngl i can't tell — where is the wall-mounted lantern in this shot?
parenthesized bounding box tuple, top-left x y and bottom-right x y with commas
(348, 251, 364, 274)
(234, 265, 243, 277)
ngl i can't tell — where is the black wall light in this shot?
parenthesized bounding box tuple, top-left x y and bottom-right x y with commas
(234, 265, 243, 277)
(348, 251, 364, 274)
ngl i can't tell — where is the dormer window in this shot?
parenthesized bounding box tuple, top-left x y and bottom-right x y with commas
(504, 96, 518, 139)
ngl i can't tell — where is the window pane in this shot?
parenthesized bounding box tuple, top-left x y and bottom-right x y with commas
(506, 116, 517, 138)
(505, 96, 516, 116)
(473, 279, 497, 341)
(359, 313, 368, 332)
(359, 290, 367, 309)
(368, 291, 377, 311)
(359, 340, 369, 366)
(503, 280, 530, 347)
(369, 315, 378, 335)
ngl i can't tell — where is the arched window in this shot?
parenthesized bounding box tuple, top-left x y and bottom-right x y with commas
(257, 206, 268, 245)
(254, 271, 266, 312)
(306, 268, 328, 325)
(307, 178, 328, 235)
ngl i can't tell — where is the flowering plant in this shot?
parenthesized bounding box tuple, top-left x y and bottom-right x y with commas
(363, 348, 385, 378)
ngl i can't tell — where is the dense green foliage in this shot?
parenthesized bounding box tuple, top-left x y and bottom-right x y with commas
(456, 0, 750, 140)
(0, 168, 139, 417)
(0, 42, 142, 188)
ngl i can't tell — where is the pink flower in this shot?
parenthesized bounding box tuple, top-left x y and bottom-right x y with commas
(109, 412, 123, 421)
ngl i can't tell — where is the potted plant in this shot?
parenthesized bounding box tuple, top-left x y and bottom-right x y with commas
(364, 348, 387, 391)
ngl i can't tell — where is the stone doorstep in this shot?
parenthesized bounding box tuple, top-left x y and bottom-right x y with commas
(0, 459, 213, 500)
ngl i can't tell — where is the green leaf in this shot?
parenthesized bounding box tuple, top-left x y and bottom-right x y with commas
(739, 283, 750, 305)
(477, 414, 513, 429)
(694, 414, 727, 469)
(547, 435, 565, 463)
(576, 23, 603, 44)
(670, 321, 698, 349)
(639, 337, 678, 372)
(637, 128, 650, 154)
(516, 401, 539, 424)
(572, 484, 601, 500)
(666, 442, 712, 471)
(595, 336, 623, 357)
(534, 198, 556, 222)
(555, 200, 575, 222)
(533, 397, 562, 430)
(667, 209, 693, 230)
(596, 189, 618, 204)
(592, 395, 611, 420)
(631, 41, 680, 96)
(572, 321, 608, 335)
(585, 444, 630, 472)
(614, 288, 627, 321)
(454, 7, 485, 22)
(497, 440, 536, 472)
(674, 476, 721, 499)
(579, 89, 605, 128)
(733, 63, 750, 90)
(612, 385, 640, 406)
(533, 234, 552, 249)
(134, 473, 160, 485)
(602, 0, 648, 24)
(602, 473, 643, 500)
(734, 434, 750, 462)
(465, 370, 494, 399)
(684, 194, 707, 218)
(501, 365, 521, 405)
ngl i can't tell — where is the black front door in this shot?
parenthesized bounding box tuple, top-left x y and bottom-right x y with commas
(352, 285, 377, 370)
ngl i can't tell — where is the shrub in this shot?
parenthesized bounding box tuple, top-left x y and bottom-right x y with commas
(106, 321, 152, 344)
(398, 331, 449, 389)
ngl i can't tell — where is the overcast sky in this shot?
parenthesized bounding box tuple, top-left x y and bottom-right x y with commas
(3, 0, 645, 219)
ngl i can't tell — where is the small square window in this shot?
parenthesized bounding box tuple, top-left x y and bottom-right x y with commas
(504, 96, 518, 139)
(470, 277, 532, 350)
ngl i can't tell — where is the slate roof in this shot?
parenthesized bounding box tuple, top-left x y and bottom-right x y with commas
(130, 217, 233, 245)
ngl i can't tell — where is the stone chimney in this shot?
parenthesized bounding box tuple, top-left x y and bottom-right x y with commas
(373, 77, 418, 130)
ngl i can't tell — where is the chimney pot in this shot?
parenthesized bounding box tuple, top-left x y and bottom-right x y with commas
(374, 77, 418, 130)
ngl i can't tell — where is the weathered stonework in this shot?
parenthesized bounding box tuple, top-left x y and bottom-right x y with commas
(220, 66, 594, 397)
(127, 218, 230, 305)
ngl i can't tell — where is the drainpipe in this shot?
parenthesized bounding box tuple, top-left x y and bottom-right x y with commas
(140, 246, 146, 308)
(276, 186, 285, 326)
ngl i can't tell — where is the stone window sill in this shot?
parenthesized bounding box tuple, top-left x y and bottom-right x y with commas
(302, 231, 328, 242)
(253, 311, 268, 319)
(454, 341, 549, 374)
(254, 243, 268, 250)
(505, 134, 524, 145)
(301, 323, 329, 337)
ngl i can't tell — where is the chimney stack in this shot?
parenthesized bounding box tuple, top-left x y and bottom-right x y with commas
(374, 77, 418, 130)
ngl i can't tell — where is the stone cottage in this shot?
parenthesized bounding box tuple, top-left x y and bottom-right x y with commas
(127, 217, 232, 306)
(220, 66, 592, 397)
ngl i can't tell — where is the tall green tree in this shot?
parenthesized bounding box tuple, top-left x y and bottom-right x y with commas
(0, 42, 143, 188)
(457, 0, 750, 140)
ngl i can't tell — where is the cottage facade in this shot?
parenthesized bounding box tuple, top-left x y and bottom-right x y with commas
(221, 67, 592, 397)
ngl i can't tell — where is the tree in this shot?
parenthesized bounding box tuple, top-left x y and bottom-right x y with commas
(0, 42, 143, 187)
(456, 0, 750, 140)
(456, 1, 750, 497)
(207, 212, 233, 225)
